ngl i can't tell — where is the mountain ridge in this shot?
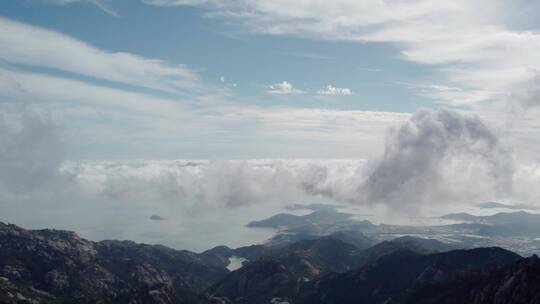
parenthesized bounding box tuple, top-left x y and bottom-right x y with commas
(1, 221, 538, 304)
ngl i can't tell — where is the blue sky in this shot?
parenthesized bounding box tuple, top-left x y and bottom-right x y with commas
(1, 0, 540, 159)
(2, 0, 435, 111)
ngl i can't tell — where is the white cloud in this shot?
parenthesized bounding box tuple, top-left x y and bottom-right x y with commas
(317, 84, 352, 96)
(3, 153, 540, 251)
(59, 158, 366, 211)
(0, 155, 367, 251)
(0, 67, 409, 158)
(267, 80, 304, 94)
(0, 69, 191, 120)
(144, 0, 540, 107)
(0, 109, 65, 193)
(0, 17, 200, 94)
(354, 108, 514, 210)
(3, 151, 540, 251)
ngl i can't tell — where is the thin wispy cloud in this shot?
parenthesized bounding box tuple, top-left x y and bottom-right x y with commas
(0, 17, 200, 94)
(0, 67, 408, 158)
(44, 0, 118, 16)
(358, 67, 381, 72)
(396, 82, 502, 106)
(283, 52, 335, 60)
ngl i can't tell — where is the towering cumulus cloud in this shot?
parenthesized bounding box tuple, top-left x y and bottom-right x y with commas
(356, 109, 514, 208)
(0, 111, 64, 193)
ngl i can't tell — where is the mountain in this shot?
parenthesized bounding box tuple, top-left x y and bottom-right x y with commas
(264, 230, 376, 251)
(203, 230, 376, 268)
(0, 222, 228, 304)
(440, 212, 479, 222)
(246, 209, 352, 229)
(207, 237, 365, 304)
(2, 221, 538, 304)
(389, 236, 457, 252)
(325, 230, 377, 250)
(246, 208, 377, 237)
(297, 247, 522, 304)
(399, 254, 540, 303)
(278, 236, 365, 273)
(311, 235, 457, 274)
(442, 211, 540, 236)
(206, 235, 454, 304)
(354, 236, 457, 266)
(207, 257, 305, 304)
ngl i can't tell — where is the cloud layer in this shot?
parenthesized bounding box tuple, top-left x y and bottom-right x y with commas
(0, 107, 528, 211)
(145, 0, 540, 107)
(59, 109, 522, 212)
(68, 159, 363, 208)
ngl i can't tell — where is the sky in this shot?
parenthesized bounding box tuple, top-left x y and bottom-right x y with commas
(1, 1, 540, 159)
(0, 0, 477, 159)
(1, 0, 540, 250)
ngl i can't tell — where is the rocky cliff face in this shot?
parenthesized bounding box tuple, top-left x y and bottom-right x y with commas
(0, 222, 228, 304)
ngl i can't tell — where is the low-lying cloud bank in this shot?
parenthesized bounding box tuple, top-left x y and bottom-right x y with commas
(58, 111, 530, 213)
(0, 108, 536, 212)
(1, 107, 540, 249)
(66, 158, 364, 209)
